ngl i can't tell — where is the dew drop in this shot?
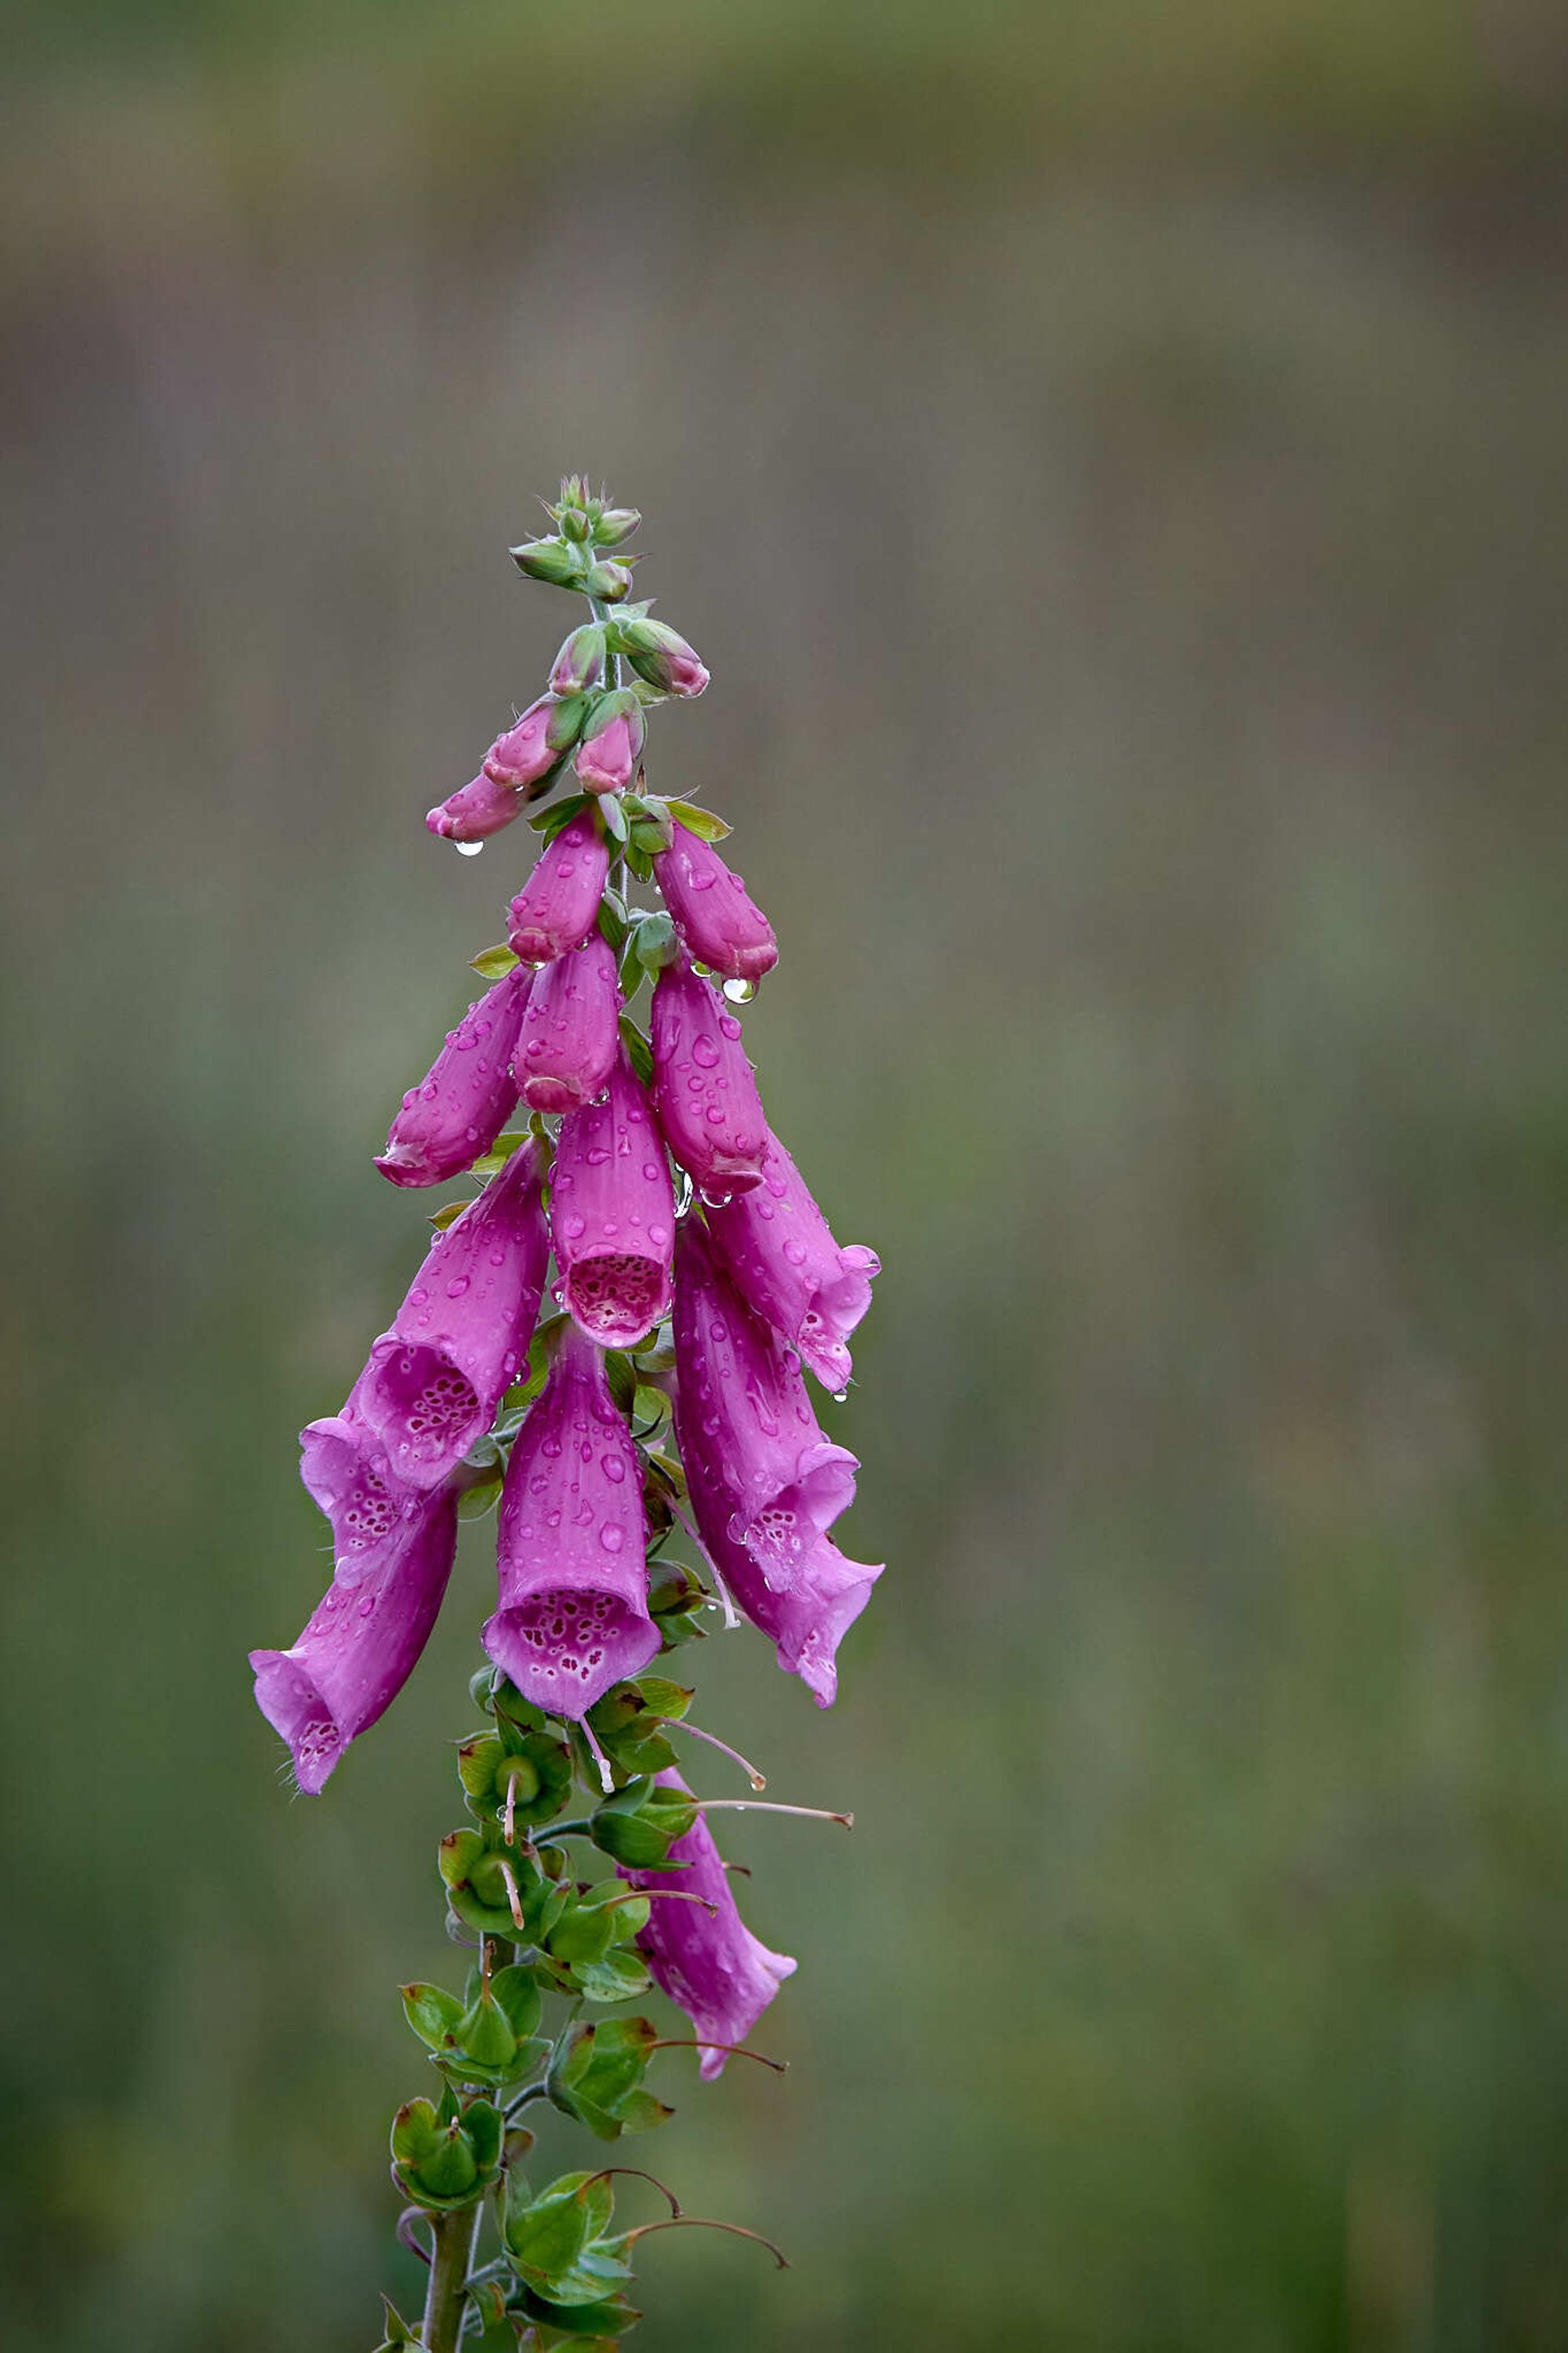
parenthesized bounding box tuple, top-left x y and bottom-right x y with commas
(455, 840, 485, 859)
(599, 1523, 625, 1553)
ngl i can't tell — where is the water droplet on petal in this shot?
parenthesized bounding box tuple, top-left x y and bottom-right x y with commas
(455, 840, 485, 859)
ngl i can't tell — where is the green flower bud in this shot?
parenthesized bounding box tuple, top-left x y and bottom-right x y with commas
(592, 507, 641, 547)
(582, 560, 633, 603)
(511, 536, 586, 587)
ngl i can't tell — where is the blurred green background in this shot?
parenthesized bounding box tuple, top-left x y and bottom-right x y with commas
(4, 4, 1568, 2347)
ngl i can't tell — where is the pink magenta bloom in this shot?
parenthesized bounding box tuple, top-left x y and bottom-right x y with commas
(426, 699, 561, 840)
(649, 958, 766, 1199)
(653, 823, 778, 982)
(374, 965, 532, 1189)
(671, 1219, 858, 1590)
(513, 931, 621, 1114)
(574, 695, 644, 793)
(358, 1139, 550, 1490)
(299, 1378, 423, 1584)
(506, 812, 610, 965)
(705, 1128, 879, 1391)
(552, 1051, 676, 1348)
(483, 1324, 659, 1715)
(620, 1772, 796, 2076)
(250, 1480, 461, 1793)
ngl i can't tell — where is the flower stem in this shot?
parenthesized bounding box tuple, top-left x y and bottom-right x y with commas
(420, 2201, 481, 2353)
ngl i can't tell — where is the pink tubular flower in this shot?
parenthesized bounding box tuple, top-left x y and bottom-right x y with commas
(653, 822, 778, 982)
(358, 1138, 550, 1490)
(672, 1218, 858, 1591)
(250, 1480, 461, 1792)
(426, 699, 561, 839)
(574, 692, 645, 793)
(705, 1128, 878, 1391)
(506, 812, 609, 965)
(552, 1051, 676, 1348)
(513, 931, 621, 1114)
(299, 1379, 423, 1584)
(483, 1324, 659, 1715)
(649, 958, 766, 1199)
(621, 619, 709, 699)
(374, 965, 532, 1189)
(619, 1772, 795, 2076)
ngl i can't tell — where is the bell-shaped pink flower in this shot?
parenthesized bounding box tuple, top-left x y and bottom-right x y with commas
(705, 1128, 878, 1390)
(506, 812, 609, 965)
(619, 1772, 795, 2076)
(649, 958, 766, 1199)
(299, 1379, 424, 1584)
(426, 699, 561, 840)
(483, 698, 564, 789)
(513, 931, 620, 1114)
(358, 1139, 550, 1490)
(574, 692, 645, 794)
(483, 1324, 659, 1716)
(250, 1481, 460, 1792)
(653, 823, 778, 982)
(552, 1052, 676, 1348)
(374, 966, 532, 1189)
(671, 1220, 858, 1591)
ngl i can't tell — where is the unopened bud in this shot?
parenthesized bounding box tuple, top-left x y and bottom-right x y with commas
(614, 617, 709, 699)
(583, 560, 634, 603)
(593, 507, 641, 548)
(550, 623, 608, 697)
(511, 536, 586, 587)
(575, 689, 646, 794)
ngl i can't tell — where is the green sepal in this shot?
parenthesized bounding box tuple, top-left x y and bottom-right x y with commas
(457, 1469, 505, 1522)
(510, 2282, 643, 2340)
(618, 1017, 654, 1088)
(596, 896, 628, 954)
(531, 792, 593, 844)
(458, 1729, 574, 1829)
(546, 2017, 667, 2141)
(647, 1558, 707, 1649)
(633, 911, 677, 973)
(390, 2086, 503, 2210)
(470, 942, 521, 981)
(603, 1350, 636, 1415)
(588, 1777, 698, 1868)
(624, 840, 655, 885)
(401, 1981, 464, 2053)
(499, 1313, 566, 1420)
(572, 1945, 653, 2006)
(439, 1828, 568, 1945)
(663, 797, 731, 842)
(429, 1197, 470, 1232)
(598, 791, 629, 848)
(470, 1131, 531, 1178)
(630, 1382, 669, 1433)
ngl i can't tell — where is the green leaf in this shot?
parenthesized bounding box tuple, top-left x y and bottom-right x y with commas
(372, 2293, 422, 2348)
(470, 942, 521, 981)
(429, 1196, 471, 1232)
(664, 797, 731, 842)
(511, 2282, 643, 2338)
(596, 897, 628, 953)
(603, 1351, 636, 1415)
(630, 1383, 669, 1431)
(599, 792, 629, 847)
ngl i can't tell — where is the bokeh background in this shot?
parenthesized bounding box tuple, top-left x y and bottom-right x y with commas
(5, 4, 1568, 2347)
